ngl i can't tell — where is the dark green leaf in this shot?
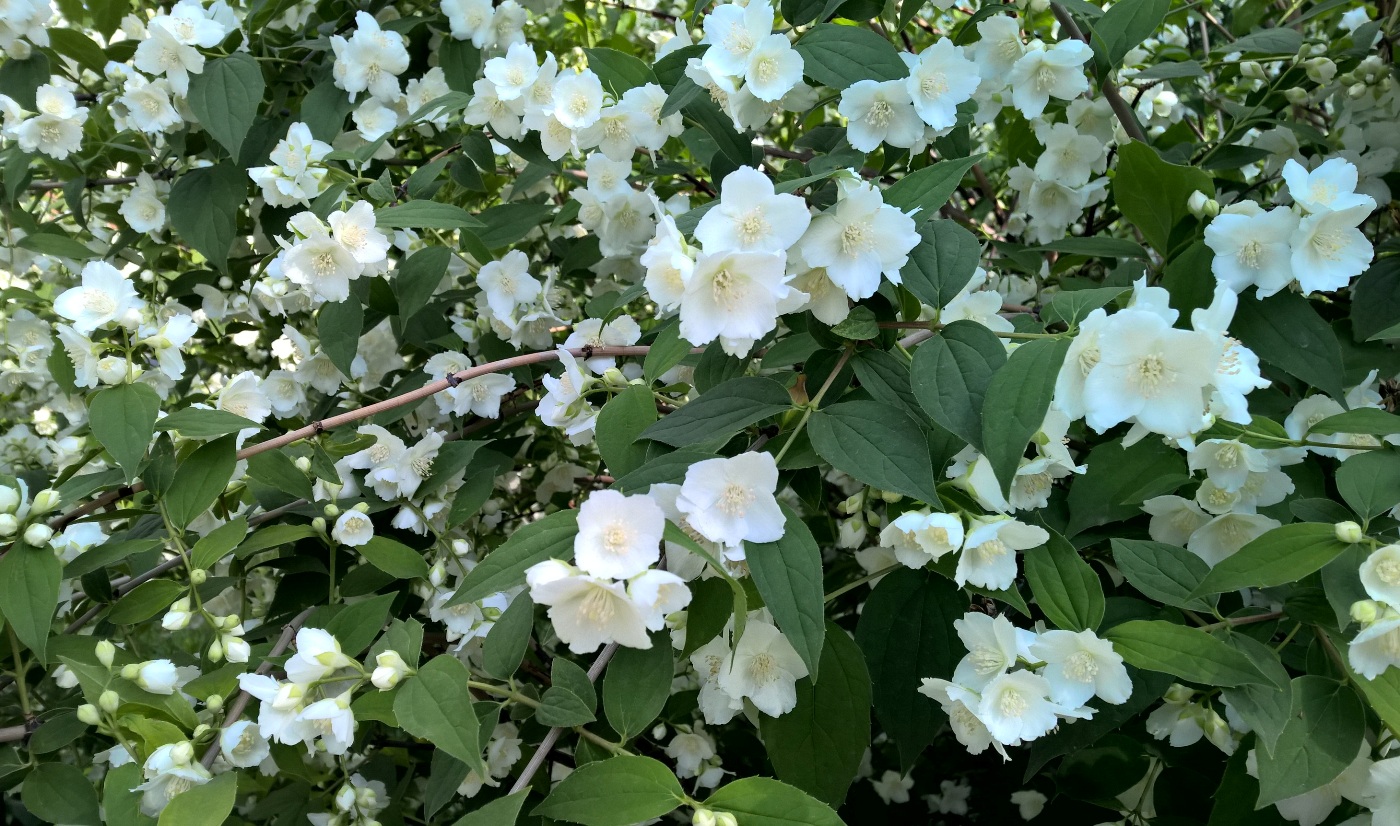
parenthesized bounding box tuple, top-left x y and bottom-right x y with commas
(1254, 677, 1365, 806)
(643, 377, 791, 447)
(165, 435, 237, 529)
(395, 655, 487, 775)
(187, 53, 265, 158)
(446, 509, 579, 607)
(154, 408, 261, 440)
(809, 400, 940, 505)
(702, 777, 845, 826)
(603, 630, 673, 740)
(1231, 290, 1346, 402)
(980, 337, 1071, 497)
(168, 163, 246, 271)
(1110, 538, 1214, 611)
(1024, 529, 1104, 631)
(376, 200, 485, 230)
(583, 47, 657, 96)
(793, 24, 908, 89)
(394, 246, 451, 321)
(1105, 620, 1276, 687)
(746, 506, 825, 679)
(910, 320, 1005, 449)
(883, 155, 984, 220)
(157, 771, 237, 826)
(89, 383, 160, 482)
(1111, 141, 1211, 255)
(21, 763, 100, 825)
(1336, 448, 1400, 520)
(532, 755, 685, 825)
(596, 385, 660, 478)
(0, 544, 61, 663)
(1192, 523, 1352, 596)
(359, 536, 431, 580)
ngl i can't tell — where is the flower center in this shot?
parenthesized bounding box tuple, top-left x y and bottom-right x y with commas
(839, 221, 873, 256)
(737, 209, 770, 245)
(84, 290, 116, 316)
(920, 72, 948, 99)
(1036, 65, 1057, 92)
(970, 647, 1004, 675)
(602, 523, 633, 555)
(753, 56, 778, 84)
(1065, 650, 1099, 682)
(1215, 443, 1241, 468)
(313, 252, 338, 277)
(1310, 229, 1345, 261)
(748, 652, 777, 686)
(369, 444, 391, 463)
(998, 688, 1027, 717)
(866, 99, 893, 128)
(718, 482, 754, 516)
(1132, 354, 1167, 396)
(722, 26, 754, 57)
(1376, 558, 1400, 585)
(1238, 240, 1263, 269)
(975, 537, 1007, 562)
(411, 455, 434, 476)
(580, 586, 616, 623)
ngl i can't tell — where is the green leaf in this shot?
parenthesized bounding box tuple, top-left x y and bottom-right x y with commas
(603, 630, 673, 740)
(1219, 633, 1293, 756)
(1041, 287, 1129, 328)
(1336, 448, 1400, 520)
(643, 321, 690, 384)
(21, 763, 101, 825)
(164, 435, 237, 529)
(191, 517, 248, 571)
(1023, 529, 1104, 632)
(643, 376, 791, 447)
(1090, 0, 1170, 70)
(1230, 290, 1346, 402)
(452, 790, 530, 826)
(395, 655, 487, 775)
(1110, 538, 1214, 611)
(246, 449, 315, 501)
(89, 383, 161, 482)
(155, 408, 261, 440)
(322, 593, 396, 656)
(1066, 437, 1187, 536)
(482, 593, 533, 680)
(476, 202, 556, 248)
(1024, 667, 1173, 778)
(538, 657, 598, 727)
(376, 200, 485, 230)
(47, 28, 108, 74)
(157, 768, 237, 826)
(0, 544, 60, 663)
(702, 777, 846, 826)
(829, 305, 880, 340)
(1111, 141, 1211, 255)
(168, 163, 246, 271)
(596, 385, 660, 477)
(1032, 238, 1149, 260)
(317, 298, 363, 379)
(17, 231, 99, 260)
(849, 348, 921, 418)
(759, 622, 871, 807)
(883, 155, 985, 220)
(187, 53, 265, 159)
(746, 506, 825, 679)
(1192, 523, 1352, 596)
(1228, 27, 1303, 54)
(1254, 677, 1365, 807)
(583, 47, 657, 95)
(855, 569, 964, 768)
(533, 755, 685, 825)
(1310, 407, 1400, 436)
(808, 400, 940, 505)
(418, 441, 488, 500)
(612, 447, 719, 492)
(910, 320, 1005, 449)
(103, 763, 155, 826)
(359, 536, 431, 580)
(446, 509, 580, 607)
(793, 24, 908, 89)
(1104, 620, 1276, 687)
(980, 337, 1071, 497)
(0, 53, 49, 110)
(236, 523, 319, 558)
(108, 579, 186, 625)
(394, 246, 451, 321)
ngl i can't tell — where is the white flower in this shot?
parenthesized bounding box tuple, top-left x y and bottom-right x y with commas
(285, 627, 356, 684)
(926, 779, 972, 815)
(299, 692, 356, 754)
(905, 39, 980, 130)
(120, 173, 168, 234)
(1282, 157, 1376, 214)
(445, 0, 495, 47)
(525, 559, 653, 653)
(1188, 439, 1269, 492)
(798, 178, 918, 301)
(574, 490, 666, 580)
(53, 261, 141, 335)
(283, 215, 363, 303)
(134, 659, 180, 694)
(118, 75, 181, 134)
(551, 70, 606, 130)
(1081, 310, 1216, 439)
(1289, 203, 1374, 294)
(133, 24, 204, 96)
(977, 669, 1067, 746)
(478, 250, 542, 319)
(871, 770, 914, 804)
(743, 34, 803, 102)
(1361, 545, 1400, 606)
(838, 79, 924, 153)
(918, 677, 999, 756)
(328, 201, 390, 268)
(665, 728, 716, 778)
(331, 12, 410, 102)
(1007, 39, 1092, 119)
(217, 371, 272, 423)
(628, 569, 692, 630)
(219, 720, 271, 768)
(1364, 757, 1400, 826)
(1142, 495, 1211, 546)
(1349, 614, 1400, 679)
(1186, 512, 1279, 567)
(1204, 205, 1298, 297)
(1010, 789, 1048, 820)
(390, 429, 444, 499)
(679, 249, 798, 356)
(691, 634, 743, 724)
(701, 0, 774, 77)
(485, 42, 540, 100)
(563, 316, 642, 373)
(332, 509, 375, 547)
(135, 742, 210, 816)
(956, 516, 1049, 591)
(371, 650, 411, 690)
(1030, 629, 1132, 707)
(1032, 122, 1104, 187)
(237, 674, 311, 746)
(694, 166, 811, 254)
(676, 452, 785, 550)
(718, 618, 809, 716)
(953, 612, 1027, 690)
(971, 16, 1025, 83)
(879, 510, 964, 568)
(248, 122, 331, 208)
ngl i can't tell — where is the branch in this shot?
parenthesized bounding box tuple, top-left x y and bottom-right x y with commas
(199, 606, 316, 768)
(1049, 4, 1150, 144)
(508, 642, 619, 793)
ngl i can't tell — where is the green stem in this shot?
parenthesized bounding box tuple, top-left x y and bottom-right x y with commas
(468, 681, 632, 755)
(6, 624, 30, 716)
(824, 564, 899, 603)
(774, 346, 854, 464)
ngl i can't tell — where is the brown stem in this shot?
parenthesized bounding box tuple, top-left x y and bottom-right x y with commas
(1049, 4, 1150, 144)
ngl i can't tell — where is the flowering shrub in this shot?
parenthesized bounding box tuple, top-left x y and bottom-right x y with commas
(0, 0, 1397, 822)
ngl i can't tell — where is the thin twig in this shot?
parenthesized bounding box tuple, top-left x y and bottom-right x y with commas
(508, 642, 619, 792)
(1049, 4, 1150, 144)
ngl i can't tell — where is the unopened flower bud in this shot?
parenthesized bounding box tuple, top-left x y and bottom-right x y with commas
(206, 693, 224, 712)
(371, 650, 410, 690)
(1335, 521, 1364, 544)
(1348, 82, 1368, 99)
(120, 663, 140, 680)
(99, 689, 121, 713)
(1352, 599, 1382, 624)
(23, 523, 53, 546)
(190, 568, 208, 586)
(208, 638, 224, 662)
(693, 809, 717, 826)
(324, 503, 340, 518)
(714, 814, 738, 826)
(1187, 190, 1219, 219)
(0, 486, 19, 514)
(602, 367, 629, 390)
(294, 456, 312, 473)
(0, 514, 17, 537)
(1164, 683, 1194, 704)
(356, 787, 378, 808)
(879, 490, 902, 504)
(1283, 87, 1310, 105)
(451, 538, 472, 557)
(30, 489, 60, 515)
(335, 784, 357, 812)
(1240, 61, 1266, 80)
(95, 640, 116, 668)
(429, 560, 447, 587)
(312, 517, 327, 534)
(192, 724, 211, 740)
(1304, 56, 1336, 84)
(353, 502, 370, 514)
(77, 704, 102, 725)
(171, 741, 195, 765)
